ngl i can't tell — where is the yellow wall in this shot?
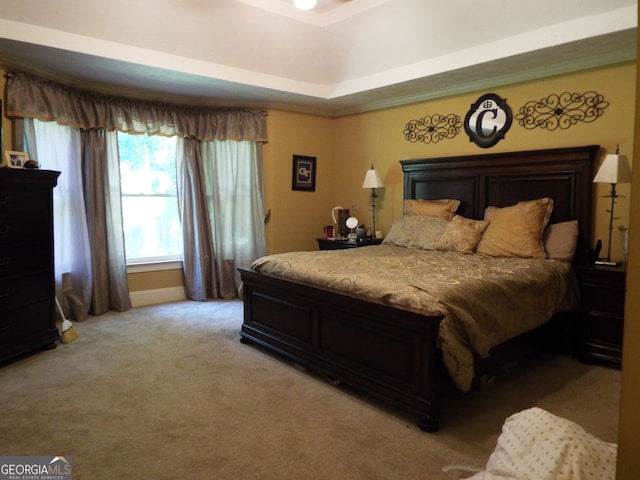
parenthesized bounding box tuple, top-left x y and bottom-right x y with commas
(261, 110, 334, 254)
(127, 268, 185, 292)
(330, 64, 636, 263)
(616, 26, 640, 479)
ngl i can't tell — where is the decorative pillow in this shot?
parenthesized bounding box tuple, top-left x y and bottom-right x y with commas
(434, 215, 489, 254)
(403, 199, 460, 221)
(476, 197, 554, 259)
(544, 220, 579, 261)
(382, 215, 450, 250)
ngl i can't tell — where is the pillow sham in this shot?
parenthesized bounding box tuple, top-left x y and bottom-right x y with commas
(382, 215, 450, 250)
(476, 197, 553, 259)
(544, 220, 579, 261)
(434, 215, 489, 254)
(403, 198, 460, 221)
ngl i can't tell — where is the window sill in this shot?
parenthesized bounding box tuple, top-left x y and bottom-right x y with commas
(127, 260, 183, 274)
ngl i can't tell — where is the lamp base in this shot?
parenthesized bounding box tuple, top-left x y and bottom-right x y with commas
(595, 259, 618, 267)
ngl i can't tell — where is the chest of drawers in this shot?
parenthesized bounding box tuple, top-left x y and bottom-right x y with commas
(0, 168, 61, 363)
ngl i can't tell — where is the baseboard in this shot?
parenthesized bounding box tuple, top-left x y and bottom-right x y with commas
(130, 286, 187, 307)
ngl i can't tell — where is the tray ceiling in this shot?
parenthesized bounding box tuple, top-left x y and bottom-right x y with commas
(0, 0, 636, 117)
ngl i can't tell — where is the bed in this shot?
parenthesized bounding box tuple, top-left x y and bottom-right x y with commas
(238, 145, 599, 432)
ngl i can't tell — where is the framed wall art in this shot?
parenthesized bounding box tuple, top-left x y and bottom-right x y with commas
(292, 154, 316, 191)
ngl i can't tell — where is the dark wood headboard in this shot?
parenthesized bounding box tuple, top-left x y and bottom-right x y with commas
(400, 145, 599, 255)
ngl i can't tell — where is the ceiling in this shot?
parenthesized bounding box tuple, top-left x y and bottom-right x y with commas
(0, 0, 636, 117)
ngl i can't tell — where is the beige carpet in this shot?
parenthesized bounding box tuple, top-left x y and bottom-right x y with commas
(0, 300, 620, 480)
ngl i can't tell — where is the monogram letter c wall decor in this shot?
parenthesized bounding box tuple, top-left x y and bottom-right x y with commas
(464, 93, 513, 148)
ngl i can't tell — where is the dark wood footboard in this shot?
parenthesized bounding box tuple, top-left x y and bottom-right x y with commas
(238, 267, 446, 432)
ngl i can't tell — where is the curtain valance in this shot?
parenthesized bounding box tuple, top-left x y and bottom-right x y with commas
(5, 72, 268, 142)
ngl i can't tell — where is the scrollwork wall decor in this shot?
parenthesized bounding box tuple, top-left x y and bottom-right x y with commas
(404, 113, 462, 144)
(515, 91, 609, 131)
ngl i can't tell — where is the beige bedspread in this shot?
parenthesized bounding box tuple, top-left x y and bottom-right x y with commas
(251, 244, 579, 391)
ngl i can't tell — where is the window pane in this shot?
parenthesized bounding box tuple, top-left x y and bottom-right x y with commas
(117, 133, 182, 263)
(119, 134, 177, 195)
(121, 196, 182, 261)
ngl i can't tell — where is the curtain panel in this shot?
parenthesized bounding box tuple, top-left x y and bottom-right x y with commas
(5, 72, 268, 142)
(81, 129, 132, 315)
(176, 137, 218, 302)
(176, 137, 267, 301)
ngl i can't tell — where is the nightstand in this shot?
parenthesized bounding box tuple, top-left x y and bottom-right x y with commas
(316, 238, 383, 250)
(574, 264, 626, 366)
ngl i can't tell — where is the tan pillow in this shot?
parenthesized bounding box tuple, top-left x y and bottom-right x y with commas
(544, 220, 579, 261)
(382, 215, 450, 250)
(434, 215, 489, 254)
(476, 198, 554, 258)
(403, 199, 460, 221)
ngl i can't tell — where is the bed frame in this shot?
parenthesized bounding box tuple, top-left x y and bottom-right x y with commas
(239, 145, 599, 432)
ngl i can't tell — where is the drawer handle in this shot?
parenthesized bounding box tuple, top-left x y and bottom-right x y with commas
(0, 287, 9, 299)
(0, 225, 10, 235)
(0, 257, 9, 267)
(0, 196, 7, 206)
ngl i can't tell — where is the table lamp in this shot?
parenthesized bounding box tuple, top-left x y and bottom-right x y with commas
(593, 146, 632, 265)
(362, 164, 384, 238)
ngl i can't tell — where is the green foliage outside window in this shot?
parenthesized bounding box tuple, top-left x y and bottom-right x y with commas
(117, 133, 182, 263)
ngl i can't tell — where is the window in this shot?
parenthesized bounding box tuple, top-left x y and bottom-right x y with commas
(118, 133, 182, 264)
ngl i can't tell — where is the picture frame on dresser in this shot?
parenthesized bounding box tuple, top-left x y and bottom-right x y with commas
(4, 150, 29, 169)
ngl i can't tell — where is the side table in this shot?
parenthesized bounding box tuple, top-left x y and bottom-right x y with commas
(316, 238, 383, 250)
(574, 264, 626, 366)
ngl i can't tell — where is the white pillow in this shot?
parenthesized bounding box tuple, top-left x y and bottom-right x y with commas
(544, 220, 579, 261)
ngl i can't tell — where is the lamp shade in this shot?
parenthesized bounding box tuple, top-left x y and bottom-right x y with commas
(593, 153, 633, 184)
(362, 167, 384, 189)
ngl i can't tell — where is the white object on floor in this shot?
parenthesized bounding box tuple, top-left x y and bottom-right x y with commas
(460, 407, 617, 480)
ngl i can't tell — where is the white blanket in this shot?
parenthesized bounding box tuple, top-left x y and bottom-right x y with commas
(461, 407, 617, 480)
